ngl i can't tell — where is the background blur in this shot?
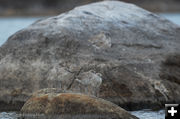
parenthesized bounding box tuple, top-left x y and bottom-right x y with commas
(0, 0, 180, 16)
(0, 0, 180, 46)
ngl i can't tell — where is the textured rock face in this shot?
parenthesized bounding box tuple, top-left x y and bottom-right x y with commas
(21, 93, 138, 119)
(0, 1, 180, 111)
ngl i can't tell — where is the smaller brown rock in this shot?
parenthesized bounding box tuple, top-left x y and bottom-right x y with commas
(21, 92, 138, 119)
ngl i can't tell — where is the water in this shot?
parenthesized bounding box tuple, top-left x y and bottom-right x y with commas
(0, 17, 43, 46)
(0, 112, 18, 119)
(130, 109, 165, 119)
(0, 110, 165, 119)
(160, 13, 180, 25)
(0, 14, 179, 119)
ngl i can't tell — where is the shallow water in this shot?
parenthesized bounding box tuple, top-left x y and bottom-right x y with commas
(130, 109, 165, 119)
(0, 112, 18, 119)
(0, 110, 165, 119)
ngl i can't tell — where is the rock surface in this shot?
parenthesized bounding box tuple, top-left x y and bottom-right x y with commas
(21, 92, 138, 119)
(0, 1, 180, 111)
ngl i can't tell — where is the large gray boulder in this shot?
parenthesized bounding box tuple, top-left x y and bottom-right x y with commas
(0, 1, 180, 111)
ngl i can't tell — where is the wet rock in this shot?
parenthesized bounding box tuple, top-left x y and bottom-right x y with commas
(0, 1, 180, 111)
(20, 93, 138, 119)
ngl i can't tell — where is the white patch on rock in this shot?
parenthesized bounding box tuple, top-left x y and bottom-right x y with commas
(76, 70, 102, 87)
(136, 72, 169, 101)
(31, 59, 46, 68)
(47, 66, 74, 89)
(71, 70, 102, 96)
(88, 33, 112, 49)
(153, 80, 169, 101)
